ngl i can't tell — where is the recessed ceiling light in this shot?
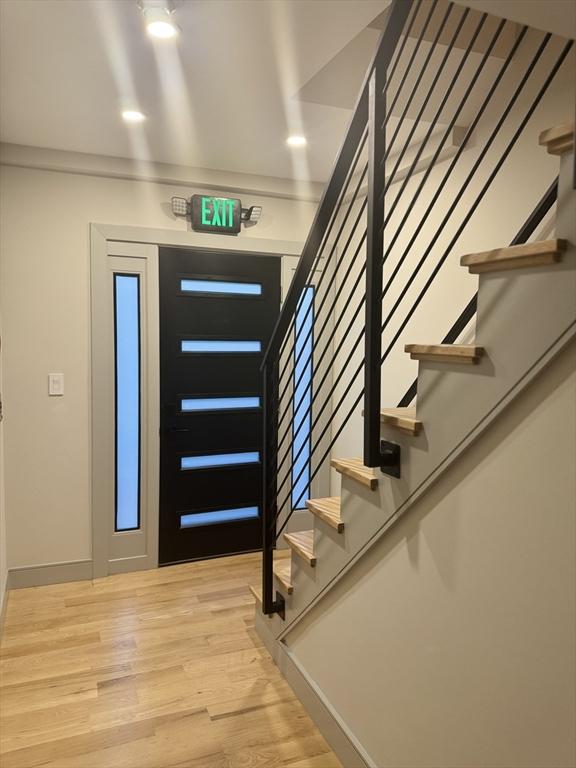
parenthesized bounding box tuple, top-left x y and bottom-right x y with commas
(122, 110, 147, 123)
(286, 135, 307, 147)
(143, 6, 178, 38)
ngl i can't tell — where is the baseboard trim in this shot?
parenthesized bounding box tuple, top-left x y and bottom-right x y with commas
(107, 555, 156, 575)
(0, 578, 8, 635)
(255, 608, 372, 768)
(7, 559, 93, 589)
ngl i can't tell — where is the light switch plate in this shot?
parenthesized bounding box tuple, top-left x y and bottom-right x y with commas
(48, 373, 64, 396)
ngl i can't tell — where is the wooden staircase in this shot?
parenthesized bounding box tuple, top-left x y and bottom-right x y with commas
(329, 457, 378, 489)
(253, 122, 575, 612)
(405, 344, 484, 364)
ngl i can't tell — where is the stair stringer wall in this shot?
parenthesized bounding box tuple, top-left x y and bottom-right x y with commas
(285, 337, 576, 768)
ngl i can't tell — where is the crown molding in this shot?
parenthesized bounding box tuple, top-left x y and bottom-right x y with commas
(0, 143, 325, 203)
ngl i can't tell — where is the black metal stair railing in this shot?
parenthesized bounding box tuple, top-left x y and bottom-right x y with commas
(260, 0, 573, 617)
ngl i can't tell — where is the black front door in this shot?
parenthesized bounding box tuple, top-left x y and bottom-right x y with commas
(158, 247, 280, 566)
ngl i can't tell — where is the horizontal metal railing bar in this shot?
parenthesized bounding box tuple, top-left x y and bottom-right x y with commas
(382, 2, 458, 153)
(276, 131, 369, 367)
(380, 32, 554, 345)
(263, 0, 417, 609)
(276, 155, 368, 397)
(274, 13, 480, 451)
(271, 12, 500, 488)
(264, 122, 367, 371)
(265, 0, 569, 609)
(397, 178, 558, 407)
(281, 189, 556, 540)
(275, 201, 368, 438)
(275, 4, 435, 403)
(365, 3, 477, 467)
(380, 7, 482, 187)
(385, 0, 439, 120)
(273, 35, 570, 530)
(261, 0, 414, 371)
(379, 19, 523, 304)
(385, 0, 423, 97)
(397, 293, 476, 406)
(380, 11, 493, 222)
(275, 3, 434, 400)
(380, 40, 570, 368)
(273, 1, 444, 465)
(271, 241, 369, 492)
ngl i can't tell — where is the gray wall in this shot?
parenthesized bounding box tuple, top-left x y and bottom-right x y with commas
(0, 159, 318, 571)
(287, 340, 576, 768)
(0, 312, 6, 616)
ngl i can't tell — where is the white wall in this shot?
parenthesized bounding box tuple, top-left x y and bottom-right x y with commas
(0, 161, 318, 570)
(0, 311, 7, 616)
(288, 338, 576, 768)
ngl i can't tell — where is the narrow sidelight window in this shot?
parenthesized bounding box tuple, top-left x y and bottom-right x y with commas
(180, 279, 262, 296)
(180, 506, 259, 528)
(292, 286, 314, 509)
(114, 274, 141, 531)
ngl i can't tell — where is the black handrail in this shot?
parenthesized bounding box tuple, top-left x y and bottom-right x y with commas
(260, 0, 415, 616)
(260, 0, 572, 619)
(260, 0, 414, 372)
(273, 35, 570, 527)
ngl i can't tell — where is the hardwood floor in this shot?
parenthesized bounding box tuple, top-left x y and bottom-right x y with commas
(0, 553, 341, 768)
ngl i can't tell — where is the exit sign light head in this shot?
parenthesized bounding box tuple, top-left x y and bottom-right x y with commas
(191, 195, 241, 235)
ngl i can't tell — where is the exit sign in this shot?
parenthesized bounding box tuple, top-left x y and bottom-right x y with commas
(191, 195, 242, 235)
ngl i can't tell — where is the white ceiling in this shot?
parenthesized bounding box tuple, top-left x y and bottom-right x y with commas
(0, 0, 391, 183)
(1, 0, 573, 185)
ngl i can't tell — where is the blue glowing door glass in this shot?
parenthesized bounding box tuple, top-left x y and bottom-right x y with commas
(292, 286, 314, 509)
(114, 274, 141, 532)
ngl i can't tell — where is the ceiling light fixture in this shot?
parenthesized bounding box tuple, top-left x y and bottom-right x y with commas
(140, 1, 178, 39)
(286, 135, 307, 147)
(122, 110, 147, 123)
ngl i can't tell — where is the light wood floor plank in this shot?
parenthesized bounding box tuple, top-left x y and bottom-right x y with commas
(0, 553, 341, 768)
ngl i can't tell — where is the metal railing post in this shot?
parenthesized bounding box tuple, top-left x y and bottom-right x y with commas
(363, 66, 386, 469)
(261, 362, 274, 614)
(262, 361, 284, 617)
(259, 0, 413, 616)
(363, 62, 400, 477)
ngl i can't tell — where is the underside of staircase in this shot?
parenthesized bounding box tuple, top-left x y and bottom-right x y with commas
(252, 122, 575, 639)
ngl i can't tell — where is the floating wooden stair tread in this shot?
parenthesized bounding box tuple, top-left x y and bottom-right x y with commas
(380, 406, 423, 435)
(460, 239, 567, 274)
(307, 497, 344, 532)
(405, 344, 484, 364)
(273, 558, 293, 594)
(284, 530, 316, 566)
(331, 457, 378, 490)
(539, 122, 574, 156)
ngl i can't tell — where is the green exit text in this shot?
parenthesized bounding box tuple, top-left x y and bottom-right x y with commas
(201, 197, 236, 228)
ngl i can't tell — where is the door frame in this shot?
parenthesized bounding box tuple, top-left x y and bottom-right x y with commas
(90, 223, 305, 577)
